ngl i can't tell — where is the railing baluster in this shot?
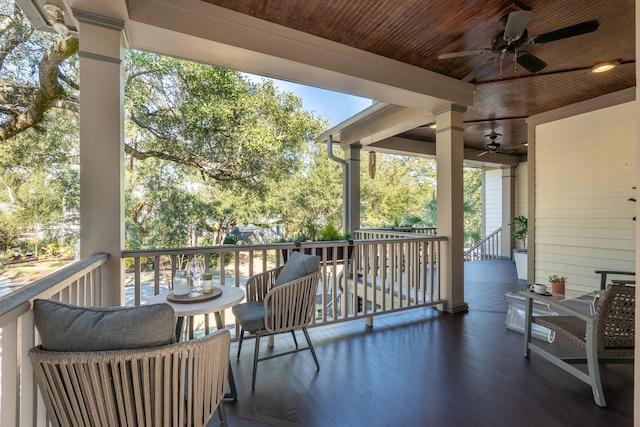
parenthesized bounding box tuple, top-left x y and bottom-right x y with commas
(2, 319, 18, 427)
(134, 257, 142, 307)
(464, 227, 502, 261)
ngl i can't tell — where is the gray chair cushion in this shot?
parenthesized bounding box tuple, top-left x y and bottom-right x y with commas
(232, 301, 270, 333)
(33, 299, 176, 352)
(274, 251, 320, 287)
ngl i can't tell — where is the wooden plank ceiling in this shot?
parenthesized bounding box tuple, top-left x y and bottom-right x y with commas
(202, 0, 635, 159)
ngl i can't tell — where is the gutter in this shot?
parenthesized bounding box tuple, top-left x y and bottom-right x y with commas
(326, 135, 350, 234)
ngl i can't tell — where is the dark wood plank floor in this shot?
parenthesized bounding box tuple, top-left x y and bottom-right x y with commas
(213, 259, 634, 427)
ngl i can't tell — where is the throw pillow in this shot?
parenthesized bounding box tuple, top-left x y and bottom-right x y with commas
(33, 299, 176, 352)
(274, 251, 321, 287)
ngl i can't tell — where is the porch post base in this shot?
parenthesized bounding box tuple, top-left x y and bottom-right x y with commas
(444, 302, 469, 314)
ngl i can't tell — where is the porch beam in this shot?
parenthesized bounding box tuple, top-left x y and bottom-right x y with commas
(366, 136, 521, 166)
(330, 105, 433, 147)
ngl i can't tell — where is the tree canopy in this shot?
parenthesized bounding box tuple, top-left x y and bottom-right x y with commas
(125, 52, 324, 195)
(0, 3, 79, 255)
(124, 52, 328, 248)
(0, 4, 78, 140)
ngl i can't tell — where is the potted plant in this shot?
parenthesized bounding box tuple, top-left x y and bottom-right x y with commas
(316, 223, 353, 261)
(202, 271, 214, 294)
(317, 223, 343, 241)
(280, 224, 353, 263)
(510, 215, 528, 280)
(511, 215, 528, 248)
(549, 274, 567, 294)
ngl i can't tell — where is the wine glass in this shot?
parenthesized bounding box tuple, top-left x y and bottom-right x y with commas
(187, 258, 204, 297)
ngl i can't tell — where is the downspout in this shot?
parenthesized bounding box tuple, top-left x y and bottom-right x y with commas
(327, 135, 350, 234)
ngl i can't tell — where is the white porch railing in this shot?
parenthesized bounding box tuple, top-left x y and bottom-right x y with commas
(0, 253, 108, 427)
(464, 227, 502, 261)
(358, 226, 437, 237)
(349, 230, 444, 322)
(0, 230, 445, 426)
(121, 231, 445, 328)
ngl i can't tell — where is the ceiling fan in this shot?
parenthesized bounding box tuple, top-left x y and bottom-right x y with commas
(477, 131, 514, 157)
(439, 9, 600, 82)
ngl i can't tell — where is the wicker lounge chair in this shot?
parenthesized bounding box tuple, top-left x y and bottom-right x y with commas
(526, 284, 634, 407)
(594, 270, 635, 289)
(29, 328, 230, 426)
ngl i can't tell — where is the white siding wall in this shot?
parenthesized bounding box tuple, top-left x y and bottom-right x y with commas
(535, 102, 636, 293)
(483, 167, 502, 237)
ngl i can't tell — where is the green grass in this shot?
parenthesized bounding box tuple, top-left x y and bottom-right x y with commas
(0, 258, 72, 281)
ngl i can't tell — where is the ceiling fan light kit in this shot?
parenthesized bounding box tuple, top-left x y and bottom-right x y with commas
(477, 131, 515, 157)
(476, 130, 527, 157)
(43, 3, 72, 41)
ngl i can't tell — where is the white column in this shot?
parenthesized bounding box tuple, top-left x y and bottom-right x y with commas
(501, 167, 516, 258)
(526, 116, 536, 283)
(634, 0, 639, 419)
(345, 143, 361, 234)
(75, 11, 125, 307)
(435, 104, 468, 313)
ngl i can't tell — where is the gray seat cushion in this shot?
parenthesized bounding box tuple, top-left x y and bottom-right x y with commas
(33, 299, 176, 352)
(232, 301, 271, 333)
(274, 251, 320, 287)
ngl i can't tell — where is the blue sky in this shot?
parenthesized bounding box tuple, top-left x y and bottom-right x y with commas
(245, 73, 374, 126)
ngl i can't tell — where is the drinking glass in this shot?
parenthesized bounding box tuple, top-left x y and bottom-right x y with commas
(187, 258, 204, 297)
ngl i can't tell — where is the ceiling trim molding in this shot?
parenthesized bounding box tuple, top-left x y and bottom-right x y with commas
(434, 104, 468, 116)
(368, 137, 520, 167)
(527, 87, 636, 126)
(73, 9, 125, 31)
(77, 51, 122, 65)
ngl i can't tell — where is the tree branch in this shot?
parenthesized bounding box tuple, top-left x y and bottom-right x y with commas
(0, 10, 31, 71)
(0, 36, 78, 140)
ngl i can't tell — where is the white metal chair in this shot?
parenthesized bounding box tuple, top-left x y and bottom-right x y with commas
(29, 329, 230, 426)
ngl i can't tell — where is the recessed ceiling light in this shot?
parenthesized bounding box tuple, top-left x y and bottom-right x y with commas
(591, 60, 620, 73)
(428, 123, 437, 130)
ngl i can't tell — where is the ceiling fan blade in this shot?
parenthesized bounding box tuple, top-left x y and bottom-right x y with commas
(462, 56, 499, 82)
(462, 69, 478, 83)
(438, 48, 490, 59)
(477, 150, 489, 157)
(515, 51, 547, 73)
(528, 20, 600, 45)
(503, 10, 532, 42)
